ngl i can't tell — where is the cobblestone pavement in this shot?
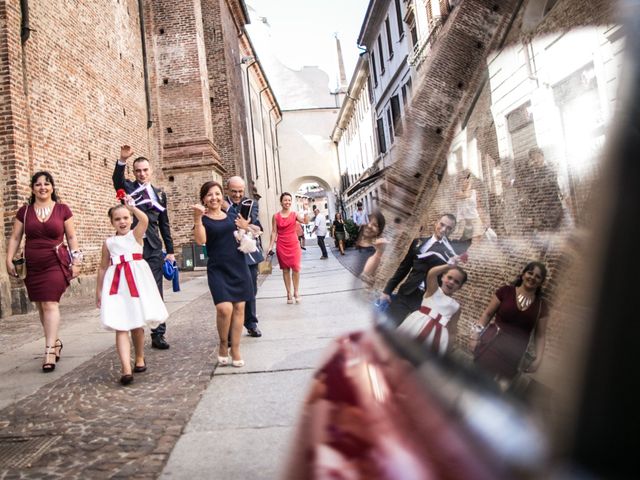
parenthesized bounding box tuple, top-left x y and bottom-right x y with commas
(0, 276, 219, 479)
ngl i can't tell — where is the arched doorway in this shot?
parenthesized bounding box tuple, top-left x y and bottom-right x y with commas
(288, 176, 336, 239)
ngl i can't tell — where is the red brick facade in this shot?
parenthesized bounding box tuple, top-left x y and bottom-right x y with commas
(0, 0, 254, 315)
(374, 0, 616, 376)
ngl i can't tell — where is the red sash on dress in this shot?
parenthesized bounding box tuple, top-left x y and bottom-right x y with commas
(416, 305, 443, 353)
(109, 254, 143, 297)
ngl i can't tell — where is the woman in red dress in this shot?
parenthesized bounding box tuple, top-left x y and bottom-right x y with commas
(267, 192, 308, 304)
(5, 172, 82, 372)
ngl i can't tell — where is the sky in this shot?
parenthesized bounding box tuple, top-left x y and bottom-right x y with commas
(245, 0, 371, 92)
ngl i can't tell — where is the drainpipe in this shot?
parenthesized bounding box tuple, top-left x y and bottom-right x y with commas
(274, 116, 283, 194)
(264, 105, 279, 189)
(244, 62, 260, 181)
(137, 0, 153, 128)
(257, 85, 269, 180)
(20, 0, 31, 43)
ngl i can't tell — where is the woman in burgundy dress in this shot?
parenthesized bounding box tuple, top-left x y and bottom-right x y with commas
(267, 192, 308, 304)
(5, 171, 81, 372)
(470, 262, 550, 387)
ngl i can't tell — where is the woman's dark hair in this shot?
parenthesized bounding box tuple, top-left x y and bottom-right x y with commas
(513, 261, 548, 296)
(334, 212, 342, 221)
(280, 192, 292, 202)
(370, 210, 386, 236)
(199, 181, 223, 203)
(108, 204, 128, 220)
(29, 171, 59, 204)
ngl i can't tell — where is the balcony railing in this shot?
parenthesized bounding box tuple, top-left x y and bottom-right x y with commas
(408, 15, 445, 68)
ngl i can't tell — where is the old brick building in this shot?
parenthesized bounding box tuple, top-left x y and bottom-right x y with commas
(367, 0, 618, 389)
(0, 0, 280, 316)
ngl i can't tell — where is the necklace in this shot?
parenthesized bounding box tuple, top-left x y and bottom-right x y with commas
(34, 204, 53, 220)
(517, 293, 533, 310)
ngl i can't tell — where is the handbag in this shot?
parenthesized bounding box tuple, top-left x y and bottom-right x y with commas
(12, 257, 26, 280)
(12, 204, 28, 280)
(472, 323, 500, 360)
(54, 242, 73, 284)
(257, 257, 273, 275)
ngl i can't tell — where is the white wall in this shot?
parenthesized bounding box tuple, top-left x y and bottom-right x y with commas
(278, 108, 341, 215)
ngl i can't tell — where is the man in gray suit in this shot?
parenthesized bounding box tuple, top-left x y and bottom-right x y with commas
(225, 176, 264, 338)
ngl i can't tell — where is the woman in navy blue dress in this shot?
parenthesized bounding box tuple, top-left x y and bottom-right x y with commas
(193, 181, 252, 367)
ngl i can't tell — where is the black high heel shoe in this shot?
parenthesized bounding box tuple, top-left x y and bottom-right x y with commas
(42, 347, 56, 373)
(54, 339, 63, 362)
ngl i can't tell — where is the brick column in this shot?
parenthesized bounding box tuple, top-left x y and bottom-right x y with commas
(149, 0, 225, 252)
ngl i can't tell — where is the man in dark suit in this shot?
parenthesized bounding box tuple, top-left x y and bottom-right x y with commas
(381, 213, 460, 324)
(113, 145, 175, 350)
(225, 176, 264, 338)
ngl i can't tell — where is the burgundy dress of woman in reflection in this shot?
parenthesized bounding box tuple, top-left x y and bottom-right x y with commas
(472, 262, 550, 381)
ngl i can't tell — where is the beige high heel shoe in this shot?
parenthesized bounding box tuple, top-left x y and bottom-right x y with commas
(229, 349, 244, 367)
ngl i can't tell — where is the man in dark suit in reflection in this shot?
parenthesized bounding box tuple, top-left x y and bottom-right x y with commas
(113, 145, 175, 350)
(380, 213, 460, 324)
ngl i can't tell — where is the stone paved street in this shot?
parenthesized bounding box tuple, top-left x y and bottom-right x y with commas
(0, 244, 371, 478)
(0, 277, 216, 479)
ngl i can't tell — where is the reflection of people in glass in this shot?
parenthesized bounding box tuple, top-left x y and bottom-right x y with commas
(398, 263, 467, 355)
(471, 262, 549, 385)
(354, 210, 386, 278)
(381, 214, 460, 324)
(455, 170, 487, 242)
(516, 148, 563, 232)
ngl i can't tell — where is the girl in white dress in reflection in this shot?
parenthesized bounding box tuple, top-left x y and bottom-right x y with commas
(398, 262, 468, 356)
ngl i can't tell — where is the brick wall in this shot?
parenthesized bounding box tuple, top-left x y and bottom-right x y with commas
(374, 0, 615, 379)
(0, 0, 158, 314)
(0, 0, 248, 316)
(202, 0, 251, 179)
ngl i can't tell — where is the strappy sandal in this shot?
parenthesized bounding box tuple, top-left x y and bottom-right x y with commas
(54, 339, 63, 362)
(42, 347, 56, 373)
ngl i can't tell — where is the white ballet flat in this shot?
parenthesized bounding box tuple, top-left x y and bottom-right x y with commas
(231, 359, 245, 368)
(217, 355, 230, 366)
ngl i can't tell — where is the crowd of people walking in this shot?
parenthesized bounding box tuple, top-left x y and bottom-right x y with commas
(4, 147, 272, 384)
(4, 149, 550, 393)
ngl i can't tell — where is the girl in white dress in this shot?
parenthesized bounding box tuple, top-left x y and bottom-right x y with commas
(398, 262, 468, 356)
(96, 201, 168, 385)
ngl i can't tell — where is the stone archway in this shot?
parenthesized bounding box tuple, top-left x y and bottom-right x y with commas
(288, 175, 338, 220)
